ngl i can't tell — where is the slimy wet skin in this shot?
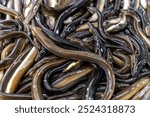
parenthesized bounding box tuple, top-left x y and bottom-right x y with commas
(0, 0, 150, 100)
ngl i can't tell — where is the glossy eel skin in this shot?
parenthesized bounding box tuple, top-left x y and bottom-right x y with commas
(0, 0, 150, 100)
(113, 77, 150, 100)
(5, 47, 38, 93)
(31, 26, 115, 100)
(32, 59, 67, 99)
